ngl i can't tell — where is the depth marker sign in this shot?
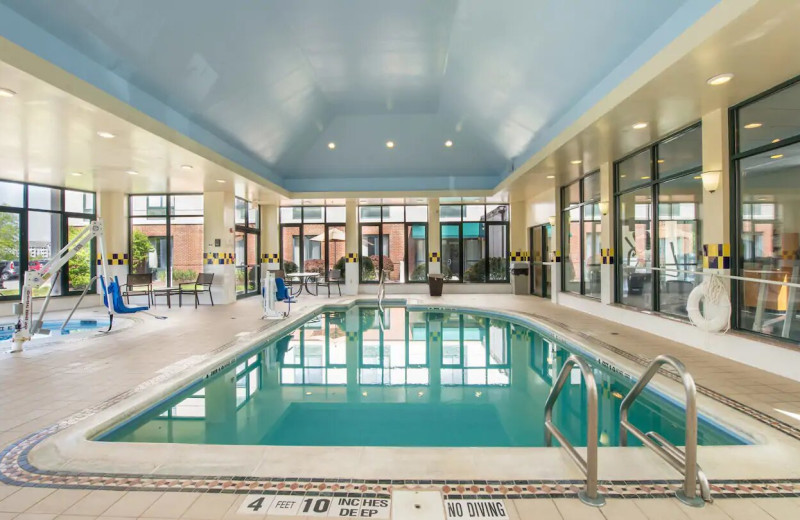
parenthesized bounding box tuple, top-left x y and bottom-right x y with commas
(237, 495, 390, 518)
(445, 499, 510, 520)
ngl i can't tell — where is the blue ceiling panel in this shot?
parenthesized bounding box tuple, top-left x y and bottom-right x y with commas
(0, 0, 716, 193)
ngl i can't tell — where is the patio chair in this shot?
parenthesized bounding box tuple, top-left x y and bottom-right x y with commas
(122, 273, 153, 305)
(316, 268, 343, 297)
(179, 273, 215, 308)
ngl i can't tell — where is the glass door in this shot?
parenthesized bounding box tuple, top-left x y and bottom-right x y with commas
(530, 224, 550, 297)
(235, 229, 260, 297)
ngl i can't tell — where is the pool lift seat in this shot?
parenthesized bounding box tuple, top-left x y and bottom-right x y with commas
(263, 271, 294, 320)
(620, 355, 711, 507)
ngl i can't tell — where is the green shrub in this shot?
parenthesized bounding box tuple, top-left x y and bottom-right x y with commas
(131, 229, 154, 273)
(464, 257, 508, 282)
(283, 261, 298, 274)
(172, 268, 197, 283)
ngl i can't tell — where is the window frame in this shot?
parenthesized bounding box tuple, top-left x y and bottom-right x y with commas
(234, 196, 260, 299)
(278, 205, 346, 281)
(560, 170, 601, 298)
(612, 122, 703, 315)
(357, 205, 429, 284)
(438, 204, 510, 284)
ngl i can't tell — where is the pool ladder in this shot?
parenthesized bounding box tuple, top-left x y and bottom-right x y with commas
(544, 354, 711, 508)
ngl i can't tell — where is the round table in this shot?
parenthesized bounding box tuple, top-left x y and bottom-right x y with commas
(286, 272, 320, 296)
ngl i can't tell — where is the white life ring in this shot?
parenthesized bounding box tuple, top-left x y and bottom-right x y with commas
(686, 282, 730, 333)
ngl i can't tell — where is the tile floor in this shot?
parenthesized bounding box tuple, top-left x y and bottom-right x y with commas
(2, 293, 800, 519)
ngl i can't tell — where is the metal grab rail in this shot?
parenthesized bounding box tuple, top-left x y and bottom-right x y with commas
(620, 355, 711, 507)
(544, 354, 605, 507)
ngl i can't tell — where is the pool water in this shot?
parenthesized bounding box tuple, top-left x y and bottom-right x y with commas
(0, 319, 109, 341)
(98, 306, 746, 447)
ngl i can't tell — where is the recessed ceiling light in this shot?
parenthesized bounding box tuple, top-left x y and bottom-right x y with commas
(386, 141, 395, 149)
(632, 122, 648, 130)
(216, 179, 226, 183)
(444, 140, 453, 148)
(71, 172, 83, 177)
(126, 170, 138, 175)
(97, 131, 115, 139)
(707, 73, 734, 86)
(180, 164, 193, 170)
(772, 138, 781, 143)
(620, 175, 627, 178)
(0, 87, 16, 98)
(641, 176, 650, 180)
(770, 154, 784, 159)
(657, 159, 665, 164)
(327, 142, 336, 150)
(743, 123, 762, 129)
(570, 160, 582, 165)
(546, 175, 555, 179)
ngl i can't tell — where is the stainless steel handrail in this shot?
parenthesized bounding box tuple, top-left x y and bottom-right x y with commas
(544, 354, 605, 507)
(61, 275, 99, 331)
(620, 354, 711, 507)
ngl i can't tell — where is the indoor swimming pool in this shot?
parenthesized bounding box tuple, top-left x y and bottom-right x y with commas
(0, 319, 109, 341)
(97, 306, 746, 448)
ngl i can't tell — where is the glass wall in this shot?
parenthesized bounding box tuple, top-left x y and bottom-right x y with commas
(129, 195, 204, 288)
(235, 197, 260, 297)
(615, 124, 703, 317)
(0, 181, 95, 300)
(358, 205, 428, 283)
(439, 204, 509, 283)
(732, 77, 800, 342)
(280, 205, 346, 281)
(561, 172, 601, 298)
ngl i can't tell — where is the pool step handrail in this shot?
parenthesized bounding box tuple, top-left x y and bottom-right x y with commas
(619, 354, 711, 507)
(61, 275, 99, 331)
(544, 354, 605, 507)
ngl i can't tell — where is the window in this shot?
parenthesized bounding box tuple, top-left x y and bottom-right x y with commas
(358, 205, 428, 283)
(0, 182, 96, 300)
(614, 124, 703, 317)
(732, 76, 800, 342)
(129, 195, 204, 288)
(439, 204, 508, 283)
(235, 197, 260, 297)
(561, 172, 602, 298)
(280, 205, 346, 281)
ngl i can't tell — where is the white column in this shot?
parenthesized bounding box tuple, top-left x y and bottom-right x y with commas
(428, 199, 441, 275)
(203, 191, 236, 304)
(260, 204, 279, 276)
(96, 191, 129, 290)
(344, 199, 358, 295)
(701, 109, 732, 287)
(599, 162, 614, 305)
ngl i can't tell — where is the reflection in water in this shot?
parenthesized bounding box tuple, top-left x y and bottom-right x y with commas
(101, 307, 744, 448)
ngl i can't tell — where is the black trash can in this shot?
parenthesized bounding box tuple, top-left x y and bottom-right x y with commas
(428, 273, 444, 296)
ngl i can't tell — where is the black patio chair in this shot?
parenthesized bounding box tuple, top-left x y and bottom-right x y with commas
(179, 273, 215, 308)
(316, 268, 342, 297)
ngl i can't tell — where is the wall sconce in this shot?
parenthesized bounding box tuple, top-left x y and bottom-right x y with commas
(547, 216, 556, 227)
(598, 201, 609, 216)
(701, 170, 721, 193)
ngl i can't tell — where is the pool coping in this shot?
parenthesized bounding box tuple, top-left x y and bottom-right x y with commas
(2, 297, 800, 500)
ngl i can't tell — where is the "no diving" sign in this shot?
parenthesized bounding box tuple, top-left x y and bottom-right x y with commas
(445, 499, 510, 520)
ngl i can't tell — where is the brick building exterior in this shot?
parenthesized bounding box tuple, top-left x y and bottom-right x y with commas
(132, 224, 204, 283)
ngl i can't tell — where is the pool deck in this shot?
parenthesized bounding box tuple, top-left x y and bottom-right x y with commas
(1, 293, 800, 519)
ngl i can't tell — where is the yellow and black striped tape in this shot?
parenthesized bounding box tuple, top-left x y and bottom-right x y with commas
(346, 253, 359, 263)
(96, 253, 128, 266)
(429, 331, 441, 342)
(510, 251, 529, 262)
(262, 253, 280, 263)
(511, 329, 529, 341)
(601, 248, 614, 265)
(346, 332, 359, 342)
(702, 243, 730, 269)
(429, 252, 440, 263)
(204, 252, 234, 265)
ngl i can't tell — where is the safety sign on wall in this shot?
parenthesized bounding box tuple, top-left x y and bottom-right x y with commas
(237, 494, 391, 518)
(445, 499, 510, 519)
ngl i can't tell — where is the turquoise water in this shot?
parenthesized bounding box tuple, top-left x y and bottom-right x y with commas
(98, 306, 746, 447)
(0, 320, 109, 341)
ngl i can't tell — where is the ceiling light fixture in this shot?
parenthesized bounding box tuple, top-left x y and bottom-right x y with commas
(180, 164, 193, 170)
(701, 170, 721, 193)
(743, 123, 762, 129)
(657, 159, 665, 164)
(386, 141, 395, 149)
(126, 170, 138, 175)
(632, 122, 648, 130)
(327, 142, 336, 150)
(216, 179, 226, 183)
(772, 138, 781, 143)
(706, 73, 734, 86)
(641, 176, 650, 180)
(97, 131, 115, 139)
(71, 172, 83, 177)
(546, 175, 555, 179)
(570, 160, 582, 165)
(0, 87, 16, 98)
(444, 140, 453, 148)
(770, 154, 784, 159)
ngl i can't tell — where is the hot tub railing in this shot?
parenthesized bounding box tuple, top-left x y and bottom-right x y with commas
(544, 354, 605, 507)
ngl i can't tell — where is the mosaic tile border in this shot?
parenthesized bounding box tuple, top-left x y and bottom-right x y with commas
(2, 302, 800, 500)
